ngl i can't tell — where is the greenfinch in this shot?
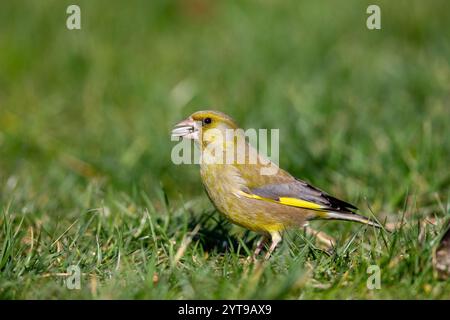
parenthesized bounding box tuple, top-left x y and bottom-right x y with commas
(172, 110, 381, 259)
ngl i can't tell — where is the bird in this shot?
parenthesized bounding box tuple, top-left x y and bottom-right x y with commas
(171, 110, 382, 259)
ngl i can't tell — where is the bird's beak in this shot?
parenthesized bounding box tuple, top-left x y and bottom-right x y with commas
(171, 117, 199, 140)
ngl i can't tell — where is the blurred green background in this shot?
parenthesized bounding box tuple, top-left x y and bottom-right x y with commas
(1, 0, 449, 210)
(0, 0, 449, 299)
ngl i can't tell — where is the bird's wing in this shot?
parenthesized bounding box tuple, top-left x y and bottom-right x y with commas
(239, 179, 358, 214)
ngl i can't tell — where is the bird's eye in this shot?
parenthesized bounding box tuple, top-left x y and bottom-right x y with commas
(203, 117, 212, 125)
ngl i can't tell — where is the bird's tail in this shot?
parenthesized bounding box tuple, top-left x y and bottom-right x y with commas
(320, 211, 383, 229)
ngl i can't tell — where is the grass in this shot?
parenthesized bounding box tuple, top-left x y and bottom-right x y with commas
(0, 0, 449, 299)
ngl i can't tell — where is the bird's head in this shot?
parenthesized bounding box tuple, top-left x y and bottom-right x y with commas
(171, 110, 238, 144)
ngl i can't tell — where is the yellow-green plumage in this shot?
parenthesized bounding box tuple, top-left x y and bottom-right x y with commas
(172, 110, 382, 259)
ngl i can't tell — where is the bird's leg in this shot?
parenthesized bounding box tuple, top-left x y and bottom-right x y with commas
(264, 232, 282, 260)
(252, 234, 269, 259)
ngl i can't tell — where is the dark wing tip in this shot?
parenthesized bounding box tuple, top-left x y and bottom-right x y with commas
(322, 194, 359, 213)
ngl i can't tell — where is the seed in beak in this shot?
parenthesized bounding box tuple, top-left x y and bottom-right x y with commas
(171, 125, 194, 138)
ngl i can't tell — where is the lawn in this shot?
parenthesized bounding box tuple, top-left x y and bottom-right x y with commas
(0, 0, 449, 299)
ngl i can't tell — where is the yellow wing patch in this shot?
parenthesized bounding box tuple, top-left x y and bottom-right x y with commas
(277, 197, 323, 210)
(236, 190, 325, 211)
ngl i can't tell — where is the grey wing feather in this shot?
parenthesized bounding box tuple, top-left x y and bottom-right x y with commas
(250, 178, 358, 213)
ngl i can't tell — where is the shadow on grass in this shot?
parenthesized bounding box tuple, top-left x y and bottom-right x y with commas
(186, 210, 258, 254)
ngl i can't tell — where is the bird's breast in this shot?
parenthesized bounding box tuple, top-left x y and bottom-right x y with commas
(200, 163, 247, 215)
